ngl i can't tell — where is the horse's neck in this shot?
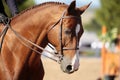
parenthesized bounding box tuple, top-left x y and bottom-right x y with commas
(2, 5, 66, 57)
(1, 5, 65, 58)
(10, 5, 66, 45)
(0, 23, 4, 33)
(0, 5, 67, 79)
(0, 8, 52, 79)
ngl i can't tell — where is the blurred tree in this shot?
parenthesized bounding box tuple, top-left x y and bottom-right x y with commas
(3, 0, 35, 17)
(96, 0, 120, 42)
(16, 0, 28, 4)
(84, 18, 101, 33)
(17, 0, 35, 11)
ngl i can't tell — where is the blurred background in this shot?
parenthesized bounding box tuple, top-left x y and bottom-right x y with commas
(3, 0, 120, 80)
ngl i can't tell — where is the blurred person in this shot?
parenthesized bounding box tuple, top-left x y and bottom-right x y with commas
(101, 34, 120, 80)
(0, 0, 19, 17)
(0, 0, 19, 24)
(0, 0, 6, 16)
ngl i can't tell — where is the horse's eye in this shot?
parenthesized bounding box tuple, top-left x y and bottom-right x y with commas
(64, 29, 71, 35)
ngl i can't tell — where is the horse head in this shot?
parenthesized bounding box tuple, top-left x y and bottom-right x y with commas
(47, 1, 91, 73)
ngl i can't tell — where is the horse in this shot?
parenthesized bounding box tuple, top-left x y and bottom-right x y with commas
(0, 1, 91, 80)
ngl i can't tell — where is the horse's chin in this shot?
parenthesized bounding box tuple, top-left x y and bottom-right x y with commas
(62, 68, 79, 74)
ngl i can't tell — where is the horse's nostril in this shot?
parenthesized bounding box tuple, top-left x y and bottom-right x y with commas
(66, 65, 72, 71)
(55, 52, 58, 54)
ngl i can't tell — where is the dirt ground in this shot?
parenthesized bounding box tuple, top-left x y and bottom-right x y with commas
(42, 57, 100, 80)
(41, 57, 119, 80)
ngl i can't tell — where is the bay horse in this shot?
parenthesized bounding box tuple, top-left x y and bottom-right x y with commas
(0, 1, 91, 80)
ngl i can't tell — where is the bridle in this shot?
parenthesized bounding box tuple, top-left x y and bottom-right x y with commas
(47, 10, 80, 62)
(0, 10, 80, 63)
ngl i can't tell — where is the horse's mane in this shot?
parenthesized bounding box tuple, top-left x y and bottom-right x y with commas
(12, 2, 66, 19)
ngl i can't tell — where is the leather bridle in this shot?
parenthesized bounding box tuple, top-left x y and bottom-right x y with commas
(47, 10, 80, 62)
(0, 10, 80, 63)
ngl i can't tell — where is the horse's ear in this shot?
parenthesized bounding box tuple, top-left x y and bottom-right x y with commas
(67, 0, 76, 14)
(79, 2, 92, 14)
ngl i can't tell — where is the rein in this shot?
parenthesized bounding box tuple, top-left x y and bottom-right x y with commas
(0, 17, 10, 52)
(2, 25, 61, 62)
(0, 18, 59, 62)
(0, 10, 80, 63)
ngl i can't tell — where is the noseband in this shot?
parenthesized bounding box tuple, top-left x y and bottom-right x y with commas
(0, 10, 80, 63)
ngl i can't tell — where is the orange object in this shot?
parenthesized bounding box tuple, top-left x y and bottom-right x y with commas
(101, 46, 120, 76)
(102, 26, 107, 35)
